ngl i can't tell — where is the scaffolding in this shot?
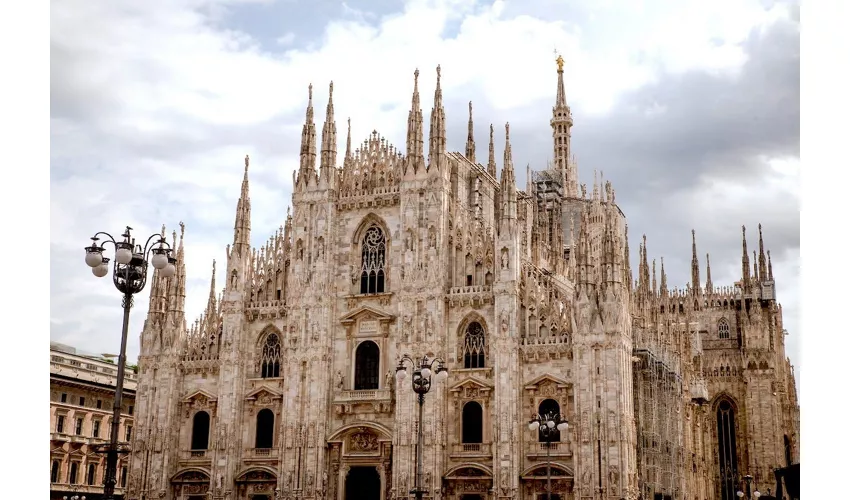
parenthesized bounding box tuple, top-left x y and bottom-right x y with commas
(532, 168, 564, 210)
(633, 347, 684, 500)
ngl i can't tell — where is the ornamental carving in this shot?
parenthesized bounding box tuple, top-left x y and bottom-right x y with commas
(349, 429, 378, 452)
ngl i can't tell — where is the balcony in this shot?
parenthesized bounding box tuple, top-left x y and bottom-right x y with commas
(333, 389, 393, 414)
(450, 442, 492, 459)
(245, 448, 280, 461)
(180, 449, 212, 462)
(447, 285, 493, 307)
(526, 441, 572, 459)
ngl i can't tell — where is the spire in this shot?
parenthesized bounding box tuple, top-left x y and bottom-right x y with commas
(464, 101, 477, 164)
(146, 223, 169, 325)
(206, 259, 217, 315)
(753, 250, 759, 282)
(705, 253, 713, 293)
(487, 123, 497, 178)
(652, 258, 657, 295)
(551, 53, 576, 197)
(406, 69, 425, 172)
(428, 65, 446, 170)
(297, 84, 317, 187)
(767, 250, 774, 281)
(233, 155, 252, 256)
(691, 229, 700, 294)
(660, 257, 667, 296)
(168, 222, 187, 319)
(741, 225, 751, 288)
(319, 81, 337, 184)
(345, 118, 352, 163)
(503, 122, 514, 173)
(758, 223, 768, 283)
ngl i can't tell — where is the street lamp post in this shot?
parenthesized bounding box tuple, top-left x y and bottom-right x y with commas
(528, 411, 569, 500)
(395, 354, 449, 500)
(84, 226, 177, 500)
(737, 474, 761, 500)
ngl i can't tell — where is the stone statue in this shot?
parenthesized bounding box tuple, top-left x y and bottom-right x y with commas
(501, 249, 508, 269)
(336, 370, 344, 390)
(385, 370, 394, 390)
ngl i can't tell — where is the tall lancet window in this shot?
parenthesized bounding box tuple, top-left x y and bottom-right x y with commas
(360, 225, 386, 294)
(716, 400, 739, 500)
(462, 322, 486, 369)
(718, 318, 730, 339)
(260, 333, 281, 378)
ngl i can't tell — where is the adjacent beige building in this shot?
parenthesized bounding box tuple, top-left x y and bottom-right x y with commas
(126, 61, 799, 500)
(50, 341, 137, 500)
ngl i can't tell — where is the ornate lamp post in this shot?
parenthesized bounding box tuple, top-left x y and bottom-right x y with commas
(737, 474, 761, 500)
(528, 411, 569, 500)
(395, 354, 449, 500)
(84, 226, 176, 500)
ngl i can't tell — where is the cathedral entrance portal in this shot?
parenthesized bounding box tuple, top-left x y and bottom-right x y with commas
(345, 466, 381, 500)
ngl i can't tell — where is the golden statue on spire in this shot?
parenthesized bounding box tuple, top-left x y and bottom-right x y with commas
(556, 54, 565, 72)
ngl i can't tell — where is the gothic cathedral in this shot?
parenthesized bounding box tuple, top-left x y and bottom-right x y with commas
(127, 61, 800, 500)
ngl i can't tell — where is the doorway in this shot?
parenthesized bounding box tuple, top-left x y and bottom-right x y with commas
(345, 466, 381, 500)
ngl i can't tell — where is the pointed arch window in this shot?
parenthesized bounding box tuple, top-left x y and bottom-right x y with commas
(717, 400, 738, 500)
(354, 341, 380, 390)
(191, 411, 210, 450)
(260, 332, 282, 378)
(462, 322, 486, 369)
(255, 408, 275, 449)
(360, 225, 386, 294)
(718, 318, 730, 339)
(462, 401, 483, 444)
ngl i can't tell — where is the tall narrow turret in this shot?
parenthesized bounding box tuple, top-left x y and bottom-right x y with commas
(406, 69, 425, 173)
(465, 101, 476, 164)
(319, 81, 337, 187)
(428, 65, 446, 171)
(551, 54, 577, 197)
(233, 155, 252, 257)
(296, 84, 317, 188)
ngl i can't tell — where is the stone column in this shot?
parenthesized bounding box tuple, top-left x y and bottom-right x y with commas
(338, 464, 350, 500)
(378, 463, 386, 500)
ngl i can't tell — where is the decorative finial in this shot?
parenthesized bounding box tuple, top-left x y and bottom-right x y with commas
(556, 54, 565, 72)
(436, 64, 441, 79)
(244, 154, 250, 171)
(469, 101, 473, 116)
(329, 81, 334, 96)
(179, 221, 186, 239)
(308, 83, 313, 101)
(160, 224, 166, 237)
(505, 122, 510, 140)
(212, 259, 216, 274)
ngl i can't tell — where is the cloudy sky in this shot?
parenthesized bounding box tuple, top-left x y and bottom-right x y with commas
(50, 0, 800, 380)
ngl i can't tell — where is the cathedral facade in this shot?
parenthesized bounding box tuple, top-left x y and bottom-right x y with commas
(126, 61, 800, 500)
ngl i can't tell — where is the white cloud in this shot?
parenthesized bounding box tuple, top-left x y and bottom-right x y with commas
(51, 0, 799, 371)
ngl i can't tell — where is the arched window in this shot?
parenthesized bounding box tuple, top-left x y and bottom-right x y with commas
(716, 400, 738, 500)
(462, 322, 486, 369)
(538, 399, 562, 443)
(191, 411, 211, 450)
(718, 318, 730, 339)
(360, 225, 386, 294)
(260, 332, 281, 378)
(255, 408, 275, 449)
(86, 463, 96, 485)
(462, 401, 483, 444)
(354, 341, 380, 390)
(69, 462, 79, 484)
(51, 461, 60, 483)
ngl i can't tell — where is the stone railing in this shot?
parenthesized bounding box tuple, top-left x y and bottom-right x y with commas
(526, 441, 572, 458)
(450, 442, 492, 458)
(180, 450, 211, 460)
(334, 388, 392, 403)
(447, 285, 493, 307)
(247, 448, 279, 459)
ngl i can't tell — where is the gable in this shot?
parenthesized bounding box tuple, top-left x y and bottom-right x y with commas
(449, 376, 493, 395)
(523, 373, 570, 391)
(244, 386, 283, 403)
(182, 389, 218, 405)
